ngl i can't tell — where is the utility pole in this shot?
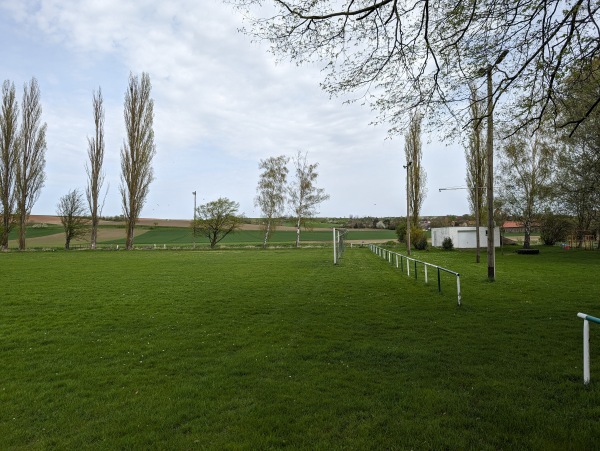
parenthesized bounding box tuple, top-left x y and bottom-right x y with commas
(479, 49, 508, 281)
(404, 161, 412, 255)
(192, 191, 197, 249)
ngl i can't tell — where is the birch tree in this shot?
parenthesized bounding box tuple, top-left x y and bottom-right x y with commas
(86, 87, 106, 250)
(497, 127, 556, 249)
(16, 77, 46, 250)
(288, 151, 329, 247)
(57, 189, 90, 250)
(255, 155, 288, 248)
(120, 72, 156, 250)
(404, 112, 426, 227)
(0, 80, 19, 250)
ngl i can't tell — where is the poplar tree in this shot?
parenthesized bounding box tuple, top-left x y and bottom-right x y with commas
(0, 80, 19, 250)
(86, 87, 106, 250)
(16, 77, 46, 250)
(404, 112, 426, 227)
(120, 73, 156, 250)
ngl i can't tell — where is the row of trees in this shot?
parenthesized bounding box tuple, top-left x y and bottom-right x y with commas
(0, 73, 156, 250)
(404, 57, 598, 252)
(255, 151, 329, 248)
(0, 78, 47, 251)
(466, 58, 600, 250)
(191, 151, 329, 249)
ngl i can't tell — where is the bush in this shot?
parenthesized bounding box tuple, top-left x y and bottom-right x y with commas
(395, 219, 407, 243)
(442, 237, 454, 250)
(540, 212, 572, 245)
(411, 226, 428, 250)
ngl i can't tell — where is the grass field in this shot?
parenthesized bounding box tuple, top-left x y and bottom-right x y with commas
(1, 246, 599, 448)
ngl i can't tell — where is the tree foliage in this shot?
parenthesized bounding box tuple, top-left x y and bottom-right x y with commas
(554, 57, 600, 246)
(120, 72, 156, 250)
(233, 0, 600, 135)
(288, 151, 329, 247)
(56, 189, 90, 250)
(86, 87, 106, 250)
(16, 77, 46, 250)
(539, 212, 572, 246)
(0, 80, 19, 250)
(255, 155, 288, 248)
(194, 197, 243, 249)
(496, 126, 556, 249)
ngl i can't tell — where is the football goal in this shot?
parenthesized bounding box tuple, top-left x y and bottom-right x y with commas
(333, 228, 348, 265)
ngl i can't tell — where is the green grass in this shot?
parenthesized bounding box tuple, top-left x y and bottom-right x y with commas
(7, 224, 63, 239)
(1, 246, 600, 448)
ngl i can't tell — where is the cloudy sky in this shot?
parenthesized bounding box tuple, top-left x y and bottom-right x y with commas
(0, 0, 470, 220)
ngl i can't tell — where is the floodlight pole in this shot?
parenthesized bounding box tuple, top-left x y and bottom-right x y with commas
(404, 161, 412, 256)
(192, 191, 197, 249)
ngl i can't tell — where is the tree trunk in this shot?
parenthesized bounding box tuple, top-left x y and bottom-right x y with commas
(90, 217, 97, 249)
(1, 219, 10, 250)
(125, 220, 135, 250)
(18, 212, 26, 250)
(523, 220, 531, 249)
(65, 237, 70, 250)
(295, 217, 301, 248)
(262, 220, 271, 249)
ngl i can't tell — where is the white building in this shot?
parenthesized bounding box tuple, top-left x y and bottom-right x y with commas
(431, 227, 501, 249)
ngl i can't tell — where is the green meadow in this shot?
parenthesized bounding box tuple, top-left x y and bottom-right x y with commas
(1, 244, 599, 448)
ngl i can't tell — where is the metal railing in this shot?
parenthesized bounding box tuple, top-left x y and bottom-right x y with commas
(369, 244, 461, 306)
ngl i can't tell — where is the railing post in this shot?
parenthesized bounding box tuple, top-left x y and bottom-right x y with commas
(407, 258, 410, 276)
(414, 260, 417, 280)
(584, 319, 590, 384)
(437, 267, 441, 293)
(424, 265, 428, 284)
(456, 274, 461, 306)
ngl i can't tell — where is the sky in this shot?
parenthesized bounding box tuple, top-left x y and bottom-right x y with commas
(0, 0, 471, 220)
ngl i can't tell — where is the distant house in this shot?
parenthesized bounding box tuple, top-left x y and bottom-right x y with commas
(502, 221, 540, 233)
(431, 227, 501, 249)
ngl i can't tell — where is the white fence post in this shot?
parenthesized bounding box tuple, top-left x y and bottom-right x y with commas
(577, 312, 600, 384)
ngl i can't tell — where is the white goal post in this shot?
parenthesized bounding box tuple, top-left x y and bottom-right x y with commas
(333, 228, 348, 265)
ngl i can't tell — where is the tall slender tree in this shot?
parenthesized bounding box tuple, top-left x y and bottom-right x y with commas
(404, 111, 426, 227)
(0, 80, 19, 250)
(86, 87, 106, 250)
(465, 84, 487, 261)
(120, 72, 156, 250)
(255, 155, 288, 248)
(16, 77, 46, 250)
(288, 151, 329, 247)
(465, 85, 487, 220)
